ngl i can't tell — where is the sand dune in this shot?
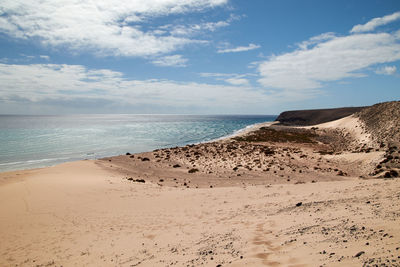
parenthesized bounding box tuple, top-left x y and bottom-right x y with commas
(1, 102, 400, 266)
(1, 160, 399, 266)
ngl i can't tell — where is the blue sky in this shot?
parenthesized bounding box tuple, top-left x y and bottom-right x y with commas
(0, 0, 399, 114)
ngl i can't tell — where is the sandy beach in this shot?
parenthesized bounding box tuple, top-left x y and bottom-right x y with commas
(1, 1, 400, 266)
(1, 161, 400, 266)
(1, 102, 400, 266)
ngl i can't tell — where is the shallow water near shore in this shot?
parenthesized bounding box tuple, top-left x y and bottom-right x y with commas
(0, 114, 275, 172)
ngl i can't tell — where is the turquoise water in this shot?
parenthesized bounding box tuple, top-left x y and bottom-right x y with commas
(0, 114, 276, 172)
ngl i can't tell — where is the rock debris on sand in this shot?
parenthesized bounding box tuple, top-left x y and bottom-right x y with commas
(1, 101, 400, 266)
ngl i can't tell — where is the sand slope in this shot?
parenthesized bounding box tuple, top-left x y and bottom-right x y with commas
(2, 102, 400, 266)
(1, 160, 400, 266)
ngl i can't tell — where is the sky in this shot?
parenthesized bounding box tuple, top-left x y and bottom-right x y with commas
(0, 0, 399, 115)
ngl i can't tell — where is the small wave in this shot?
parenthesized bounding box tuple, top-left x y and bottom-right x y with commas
(1, 115, 277, 172)
(211, 123, 259, 142)
(0, 157, 72, 167)
(194, 121, 272, 145)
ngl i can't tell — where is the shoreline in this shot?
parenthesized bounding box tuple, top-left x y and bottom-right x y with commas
(0, 118, 276, 174)
(1, 106, 400, 266)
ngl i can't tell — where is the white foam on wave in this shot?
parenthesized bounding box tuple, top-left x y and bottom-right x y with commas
(202, 121, 276, 144)
(1, 115, 277, 172)
(0, 157, 75, 172)
(0, 156, 75, 166)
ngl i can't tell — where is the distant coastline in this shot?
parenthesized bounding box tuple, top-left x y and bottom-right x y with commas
(275, 106, 365, 126)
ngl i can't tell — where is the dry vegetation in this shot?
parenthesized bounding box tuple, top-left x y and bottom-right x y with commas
(233, 127, 317, 143)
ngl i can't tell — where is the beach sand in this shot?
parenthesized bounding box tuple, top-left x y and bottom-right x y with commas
(1, 115, 400, 266)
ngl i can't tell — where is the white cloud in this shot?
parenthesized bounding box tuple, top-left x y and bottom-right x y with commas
(247, 61, 263, 69)
(199, 72, 232, 78)
(166, 14, 239, 37)
(199, 72, 254, 86)
(168, 20, 230, 36)
(151, 55, 188, 67)
(375, 65, 397, 75)
(217, 43, 261, 53)
(0, 0, 228, 57)
(258, 31, 400, 90)
(225, 77, 249, 86)
(351, 11, 400, 33)
(0, 63, 279, 113)
(296, 32, 336, 50)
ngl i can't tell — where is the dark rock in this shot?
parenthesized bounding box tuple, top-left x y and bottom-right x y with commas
(275, 106, 365, 126)
(188, 168, 199, 173)
(128, 178, 145, 183)
(296, 202, 302, 207)
(173, 164, 181, 168)
(141, 157, 150, 161)
(126, 152, 131, 155)
(354, 251, 365, 258)
(383, 172, 392, 178)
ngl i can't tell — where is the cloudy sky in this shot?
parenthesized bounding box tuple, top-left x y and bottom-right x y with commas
(0, 0, 399, 114)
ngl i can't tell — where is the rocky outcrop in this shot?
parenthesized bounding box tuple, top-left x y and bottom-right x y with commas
(276, 107, 365, 126)
(355, 101, 400, 148)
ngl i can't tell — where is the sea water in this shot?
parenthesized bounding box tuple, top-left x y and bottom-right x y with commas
(0, 114, 276, 172)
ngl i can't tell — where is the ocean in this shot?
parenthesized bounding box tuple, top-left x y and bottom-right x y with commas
(0, 114, 276, 172)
